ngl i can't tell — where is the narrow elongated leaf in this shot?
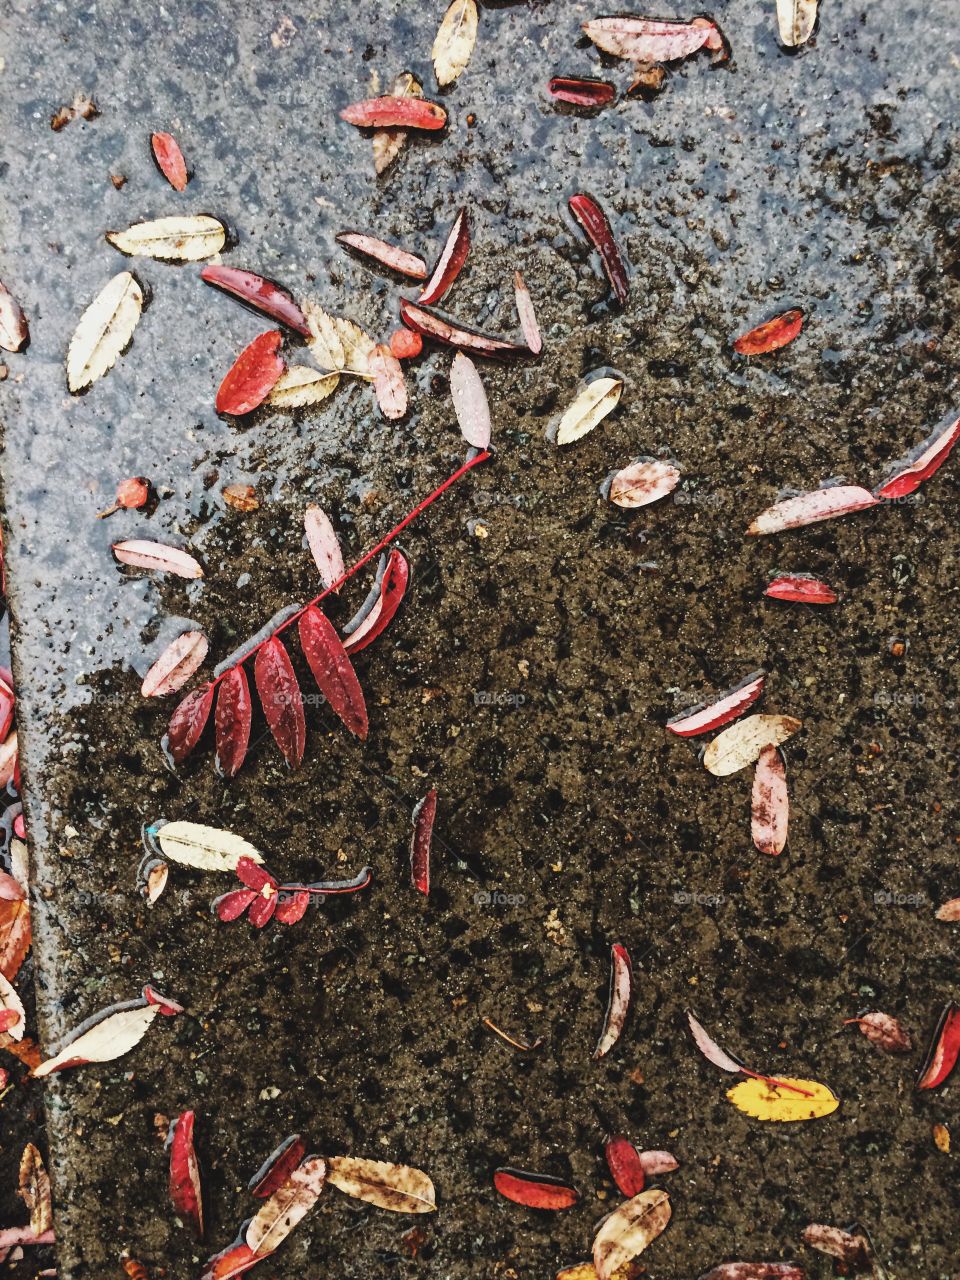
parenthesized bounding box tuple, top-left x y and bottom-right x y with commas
(249, 1135, 307, 1198)
(343, 549, 410, 654)
(254, 637, 306, 768)
(727, 1077, 839, 1121)
(583, 16, 724, 62)
(747, 486, 880, 535)
(267, 365, 340, 407)
(169, 1110, 204, 1237)
(336, 232, 427, 279)
(751, 745, 788, 855)
(0, 897, 30, 985)
(33, 997, 165, 1077)
(215, 667, 253, 778)
(153, 820, 264, 872)
(450, 352, 492, 448)
(304, 507, 344, 591)
(304, 302, 376, 376)
(299, 606, 368, 739)
(569, 195, 629, 304)
(399, 299, 528, 358)
(844, 1010, 912, 1054)
(493, 1168, 579, 1210)
(370, 343, 408, 418)
(107, 215, 226, 261)
(801, 1224, 872, 1268)
(410, 789, 437, 895)
(340, 97, 447, 130)
(916, 1001, 960, 1089)
(67, 271, 143, 391)
(556, 377, 622, 445)
(0, 973, 25, 1040)
(592, 1189, 671, 1280)
(605, 1137, 645, 1197)
(548, 77, 616, 108)
(776, 0, 819, 46)
(433, 0, 478, 85)
(200, 265, 309, 335)
(610, 460, 679, 508)
(513, 271, 542, 354)
(167, 685, 215, 763)
(667, 671, 766, 738)
(0, 280, 28, 352)
(326, 1156, 436, 1213)
(113, 539, 203, 579)
(216, 330, 285, 416)
(704, 714, 802, 777)
(151, 132, 188, 191)
(18, 1144, 52, 1236)
(373, 72, 422, 175)
(419, 209, 471, 307)
(698, 1265, 804, 1280)
(764, 574, 836, 604)
(875, 411, 960, 499)
(245, 1157, 326, 1257)
(594, 942, 632, 1059)
(142, 631, 208, 697)
(733, 310, 803, 356)
(200, 1240, 259, 1280)
(687, 1011, 744, 1074)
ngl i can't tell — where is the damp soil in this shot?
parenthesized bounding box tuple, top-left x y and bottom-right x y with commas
(1, 1, 959, 1277)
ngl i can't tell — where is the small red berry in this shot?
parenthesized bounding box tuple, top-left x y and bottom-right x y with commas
(116, 476, 150, 509)
(389, 327, 423, 360)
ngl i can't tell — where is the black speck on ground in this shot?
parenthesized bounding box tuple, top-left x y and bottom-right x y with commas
(1, 1, 959, 1277)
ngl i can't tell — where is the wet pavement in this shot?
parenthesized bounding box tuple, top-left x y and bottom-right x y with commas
(1, 0, 959, 1276)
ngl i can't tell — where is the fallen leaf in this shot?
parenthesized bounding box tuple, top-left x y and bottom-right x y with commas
(727, 1077, 839, 1122)
(399, 299, 528, 358)
(33, 989, 180, 1077)
(340, 96, 447, 130)
(166, 685, 215, 763)
(594, 942, 632, 1059)
(113, 539, 203, 579)
(764, 574, 837, 604)
(299, 606, 368, 738)
(370, 343, 408, 418)
(605, 1136, 645, 1198)
(687, 1010, 744, 1074)
(703, 714, 801, 777)
(305, 302, 376, 377)
(200, 1240, 259, 1280)
(0, 973, 25, 1041)
(637, 1150, 678, 1177)
(200, 265, 310, 336)
(433, 0, 478, 85)
(254, 636, 306, 768)
(249, 1135, 307, 1198)
(916, 1001, 960, 1089)
(326, 1156, 436, 1213)
(733, 310, 803, 356)
(776, 0, 819, 46)
(843, 1010, 912, 1054)
(548, 77, 616, 108)
(874, 411, 960, 500)
(801, 1223, 872, 1269)
(151, 132, 188, 191)
(215, 330, 285, 416)
(304, 507, 345, 589)
(569, 194, 629, 304)
(557, 1263, 644, 1280)
(0, 897, 31, 984)
(168, 1110, 204, 1237)
(933, 1122, 950, 1153)
(373, 72, 423, 175)
(936, 898, 960, 921)
(336, 231, 427, 279)
(67, 271, 143, 392)
(666, 670, 766, 738)
(152, 820, 265, 872)
(0, 280, 28, 352)
(493, 1167, 579, 1210)
(245, 1156, 326, 1257)
(583, 15, 725, 63)
(18, 1144, 53, 1236)
(592, 1188, 671, 1280)
(513, 271, 542, 354)
(141, 631, 209, 698)
(610, 460, 680, 508)
(342, 549, 410, 654)
(418, 209, 471, 307)
(410, 788, 437, 896)
(106, 214, 226, 261)
(266, 365, 340, 408)
(450, 352, 492, 448)
(556, 377, 622, 445)
(751, 745, 788, 855)
(697, 1265, 804, 1280)
(223, 484, 259, 512)
(140, 859, 169, 904)
(747, 485, 880, 535)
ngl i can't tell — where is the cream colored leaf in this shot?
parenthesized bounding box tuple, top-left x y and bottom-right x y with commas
(776, 0, 819, 46)
(433, 0, 479, 86)
(106, 215, 226, 261)
(703, 714, 802, 777)
(266, 365, 340, 408)
(246, 1157, 326, 1256)
(0, 971, 25, 1041)
(153, 820, 265, 872)
(33, 1001, 161, 1077)
(373, 73, 423, 175)
(727, 1076, 840, 1121)
(592, 1189, 671, 1280)
(304, 302, 375, 378)
(326, 1156, 437, 1213)
(18, 1144, 53, 1236)
(66, 271, 143, 392)
(556, 377, 622, 446)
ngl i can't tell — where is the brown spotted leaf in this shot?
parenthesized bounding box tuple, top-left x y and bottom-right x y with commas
(325, 1156, 436, 1214)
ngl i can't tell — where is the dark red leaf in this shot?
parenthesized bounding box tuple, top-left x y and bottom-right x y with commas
(548, 77, 616, 107)
(236, 857, 277, 893)
(168, 1110, 204, 1237)
(604, 1136, 645, 1197)
(568, 194, 629, 305)
(733, 309, 804, 356)
(274, 890, 310, 924)
(248, 1135, 307, 1198)
(764, 574, 837, 604)
(874, 411, 960, 499)
(151, 132, 188, 191)
(493, 1167, 579, 1211)
(418, 209, 470, 306)
(215, 666, 253, 777)
(410, 788, 437, 895)
(399, 299, 530, 360)
(166, 685, 215, 763)
(343, 550, 410, 655)
(215, 330, 285, 416)
(917, 1001, 960, 1089)
(213, 888, 257, 922)
(340, 96, 447, 130)
(200, 265, 310, 336)
(298, 605, 368, 739)
(254, 637, 306, 768)
(247, 890, 278, 929)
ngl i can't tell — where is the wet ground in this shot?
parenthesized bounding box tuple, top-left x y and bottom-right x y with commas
(1, 0, 959, 1276)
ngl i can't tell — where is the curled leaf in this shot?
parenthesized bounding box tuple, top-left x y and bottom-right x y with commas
(493, 1167, 579, 1211)
(703, 714, 801, 777)
(593, 942, 632, 1059)
(747, 485, 880, 535)
(410, 788, 437, 896)
(326, 1156, 436, 1213)
(433, 0, 478, 86)
(200, 265, 310, 336)
(151, 132, 188, 191)
(733, 309, 803, 356)
(18, 1144, 52, 1236)
(215, 330, 285, 416)
(67, 271, 143, 392)
(399, 299, 528, 359)
(152, 820, 264, 872)
(698, 1266, 804, 1280)
(450, 352, 492, 448)
(336, 231, 427, 279)
(592, 1189, 671, 1280)
(726, 1076, 839, 1122)
(168, 1110, 204, 1237)
(874, 411, 960, 500)
(764, 574, 837, 604)
(556, 376, 622, 446)
(569, 194, 629, 304)
(107, 214, 225, 261)
(33, 991, 179, 1077)
(604, 1136, 645, 1198)
(249, 1135, 307, 1198)
(610, 459, 679, 508)
(916, 1001, 960, 1090)
(776, 0, 819, 46)
(340, 96, 447, 130)
(843, 1011, 912, 1055)
(141, 631, 208, 697)
(0, 280, 28, 352)
(666, 670, 766, 738)
(342, 549, 409, 654)
(418, 209, 471, 307)
(113, 539, 203, 579)
(267, 365, 340, 408)
(801, 1223, 872, 1268)
(548, 77, 616, 108)
(751, 745, 788, 855)
(245, 1156, 326, 1257)
(304, 507, 345, 589)
(687, 1010, 744, 1075)
(305, 302, 376, 377)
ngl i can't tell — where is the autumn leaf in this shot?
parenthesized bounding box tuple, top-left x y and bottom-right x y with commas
(254, 636, 306, 768)
(726, 1076, 839, 1122)
(556, 377, 622, 445)
(666, 671, 766, 738)
(249, 1135, 307, 1198)
(18, 1144, 53, 1236)
(410, 788, 437, 896)
(0, 279, 29, 352)
(605, 1136, 646, 1198)
(513, 271, 542, 354)
(304, 302, 376, 377)
(0, 895, 31, 984)
(583, 16, 725, 64)
(843, 1010, 912, 1054)
(916, 1001, 960, 1089)
(751, 745, 788, 855)
(433, 0, 479, 86)
(141, 631, 208, 697)
(687, 1010, 744, 1075)
(569, 195, 629, 304)
(801, 1223, 872, 1269)
(168, 1110, 204, 1237)
(167, 685, 215, 763)
(450, 352, 492, 448)
(733, 309, 803, 356)
(372, 72, 423, 175)
(106, 214, 226, 261)
(33, 989, 180, 1077)
(340, 96, 447, 130)
(399, 299, 528, 358)
(298, 605, 368, 739)
(113, 539, 204, 579)
(245, 1157, 326, 1257)
(493, 1168, 579, 1210)
(215, 331, 285, 416)
(200, 265, 309, 336)
(336, 231, 427, 279)
(67, 271, 143, 392)
(747, 485, 879, 535)
(0, 972, 25, 1040)
(342, 549, 410, 654)
(592, 1189, 671, 1280)
(419, 209, 471, 307)
(151, 132, 189, 191)
(764, 574, 837, 604)
(266, 365, 340, 408)
(703, 714, 801, 777)
(594, 942, 632, 1059)
(610, 460, 679, 508)
(875, 410, 960, 500)
(776, 0, 819, 46)
(151, 820, 265, 873)
(370, 343, 408, 418)
(304, 506, 345, 589)
(325, 1156, 436, 1213)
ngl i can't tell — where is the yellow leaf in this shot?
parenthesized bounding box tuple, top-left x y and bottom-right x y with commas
(776, 0, 819, 46)
(66, 271, 143, 391)
(267, 366, 340, 408)
(556, 377, 622, 446)
(304, 302, 375, 378)
(557, 1262, 643, 1280)
(106, 215, 226, 261)
(433, 0, 478, 86)
(726, 1076, 840, 1122)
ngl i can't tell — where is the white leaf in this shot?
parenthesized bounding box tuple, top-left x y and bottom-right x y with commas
(106, 215, 226, 261)
(66, 272, 143, 392)
(776, 0, 819, 46)
(266, 365, 340, 408)
(304, 506, 345, 589)
(246, 1157, 327, 1257)
(592, 1189, 671, 1280)
(0, 280, 28, 352)
(556, 378, 622, 446)
(513, 271, 542, 355)
(153, 820, 265, 873)
(609, 460, 680, 508)
(304, 302, 375, 377)
(450, 353, 492, 448)
(326, 1156, 437, 1213)
(433, 0, 479, 86)
(113, 539, 204, 579)
(686, 1010, 744, 1074)
(703, 714, 802, 777)
(0, 971, 25, 1041)
(33, 1001, 161, 1077)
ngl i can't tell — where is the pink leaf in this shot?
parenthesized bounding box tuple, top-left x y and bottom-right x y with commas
(593, 943, 632, 1059)
(340, 96, 447, 130)
(399, 299, 529, 359)
(686, 1010, 744, 1075)
(449, 352, 492, 448)
(151, 132, 188, 191)
(637, 1150, 679, 1176)
(336, 232, 427, 279)
(304, 506, 345, 590)
(200, 265, 309, 336)
(610, 459, 680, 508)
(141, 631, 208, 697)
(764, 575, 837, 605)
(370, 343, 408, 419)
(666, 670, 765, 738)
(751, 745, 788, 855)
(513, 271, 542, 354)
(583, 15, 726, 64)
(418, 209, 470, 305)
(747, 485, 880, 535)
(113, 539, 204, 578)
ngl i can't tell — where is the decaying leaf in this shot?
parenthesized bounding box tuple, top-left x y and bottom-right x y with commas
(733, 310, 803, 356)
(336, 231, 427, 279)
(141, 631, 209, 698)
(66, 271, 143, 392)
(304, 506, 345, 589)
(151, 820, 265, 872)
(305, 301, 376, 377)
(370, 343, 408, 418)
(299, 606, 369, 739)
(106, 214, 226, 261)
(751, 745, 788, 855)
(703, 714, 801, 777)
(223, 484, 259, 512)
(698, 1265, 804, 1280)
(399, 299, 528, 359)
(215, 330, 286, 416)
(933, 1122, 950, 1153)
(513, 271, 542, 354)
(18, 1143, 53, 1236)
(419, 209, 471, 307)
(687, 1010, 744, 1075)
(556, 376, 622, 446)
(875, 411, 960, 500)
(583, 15, 725, 64)
(0, 280, 29, 352)
(843, 1010, 912, 1055)
(776, 0, 819, 47)
(548, 77, 617, 108)
(433, 0, 478, 85)
(410, 788, 437, 896)
(373, 72, 423, 175)
(610, 459, 680, 508)
(450, 352, 492, 448)
(764, 574, 837, 605)
(637, 1150, 678, 1177)
(33, 988, 181, 1077)
(557, 1263, 644, 1280)
(245, 1156, 326, 1257)
(605, 1136, 645, 1197)
(727, 1077, 840, 1122)
(592, 1189, 671, 1280)
(0, 973, 25, 1041)
(140, 858, 169, 905)
(113, 539, 203, 579)
(747, 485, 880, 536)
(916, 1001, 960, 1089)
(569, 194, 630, 304)
(326, 1156, 436, 1213)
(168, 1110, 204, 1237)
(593, 942, 632, 1059)
(266, 365, 340, 408)
(493, 1167, 579, 1210)
(151, 132, 189, 191)
(936, 898, 960, 921)
(666, 670, 766, 738)
(801, 1223, 872, 1269)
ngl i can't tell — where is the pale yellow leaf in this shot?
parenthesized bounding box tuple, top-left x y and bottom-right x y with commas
(66, 271, 143, 392)
(557, 1262, 641, 1280)
(106, 215, 226, 261)
(592, 1189, 671, 1280)
(776, 0, 819, 46)
(18, 1144, 53, 1236)
(326, 1156, 437, 1213)
(433, 0, 478, 86)
(556, 377, 622, 446)
(33, 1002, 161, 1078)
(246, 1157, 326, 1256)
(266, 365, 340, 408)
(304, 302, 375, 378)
(153, 820, 264, 873)
(726, 1076, 840, 1121)
(703, 714, 801, 777)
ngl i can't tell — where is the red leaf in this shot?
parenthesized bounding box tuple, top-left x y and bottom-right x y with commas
(274, 890, 310, 924)
(168, 1110, 204, 1237)
(370, 343, 408, 420)
(248, 1135, 307, 1198)
(143, 985, 184, 1015)
(568, 194, 629, 305)
(340, 96, 447, 130)
(604, 1136, 645, 1197)
(254, 637, 306, 768)
(200, 265, 309, 336)
(343, 550, 410, 655)
(410, 788, 437, 895)
(215, 666, 253, 777)
(751, 745, 788, 856)
(298, 605, 369, 739)
(0, 898, 31, 983)
(213, 888, 257, 922)
(917, 1001, 960, 1089)
(418, 209, 470, 306)
(593, 942, 632, 1059)
(215, 331, 285, 416)
(336, 232, 427, 280)
(0, 675, 14, 743)
(493, 1168, 579, 1211)
(200, 1240, 259, 1280)
(167, 685, 215, 763)
(875, 411, 960, 499)
(764, 574, 837, 604)
(151, 132, 188, 191)
(548, 76, 616, 107)
(0, 1008, 20, 1032)
(733, 309, 804, 356)
(248, 890, 278, 929)
(236, 857, 277, 893)
(666, 670, 765, 737)
(399, 299, 529, 359)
